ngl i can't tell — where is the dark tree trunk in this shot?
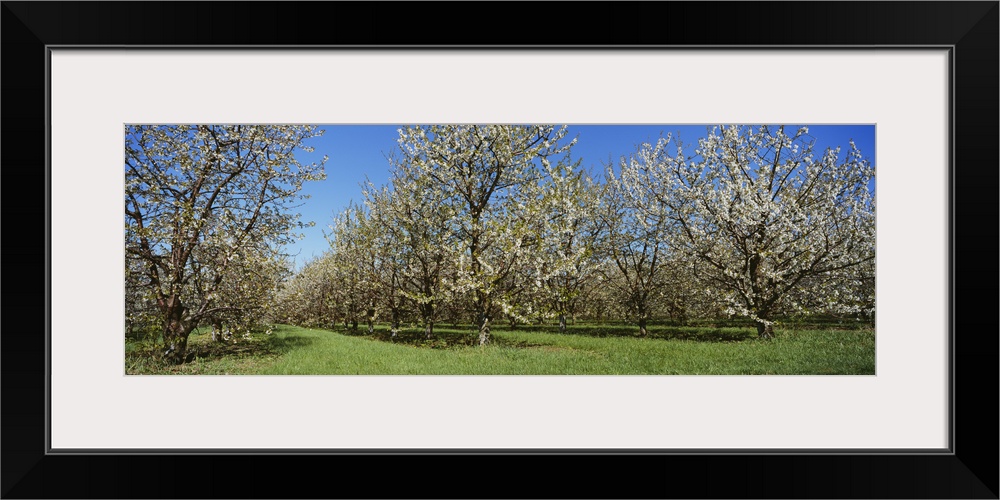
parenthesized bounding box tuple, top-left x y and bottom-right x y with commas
(421, 302, 435, 339)
(470, 232, 491, 346)
(390, 309, 400, 338)
(755, 321, 775, 339)
(477, 311, 491, 346)
(632, 293, 650, 336)
(637, 299, 648, 336)
(160, 298, 192, 364)
(474, 288, 492, 346)
(558, 313, 567, 333)
(211, 319, 224, 342)
(162, 333, 189, 364)
(347, 302, 358, 331)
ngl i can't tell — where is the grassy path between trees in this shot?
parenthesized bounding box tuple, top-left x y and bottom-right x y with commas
(126, 324, 875, 375)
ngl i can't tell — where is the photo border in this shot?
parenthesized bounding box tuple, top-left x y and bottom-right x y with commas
(55, 55, 935, 452)
(3, 2, 996, 498)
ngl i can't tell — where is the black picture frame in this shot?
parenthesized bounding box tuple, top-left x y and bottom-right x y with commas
(3, 2, 996, 498)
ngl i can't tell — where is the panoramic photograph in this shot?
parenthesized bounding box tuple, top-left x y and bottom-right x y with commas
(124, 124, 876, 375)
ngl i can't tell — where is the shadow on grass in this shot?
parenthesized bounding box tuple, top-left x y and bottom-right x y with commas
(649, 328, 754, 343)
(126, 330, 318, 372)
(497, 324, 756, 343)
(338, 327, 541, 349)
(263, 334, 318, 352)
(334, 324, 754, 347)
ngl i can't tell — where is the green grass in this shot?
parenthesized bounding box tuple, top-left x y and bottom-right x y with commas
(125, 323, 875, 375)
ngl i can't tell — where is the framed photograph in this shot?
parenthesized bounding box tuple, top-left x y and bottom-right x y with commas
(3, 2, 996, 498)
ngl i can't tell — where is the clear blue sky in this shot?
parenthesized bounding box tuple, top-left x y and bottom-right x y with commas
(286, 124, 876, 269)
